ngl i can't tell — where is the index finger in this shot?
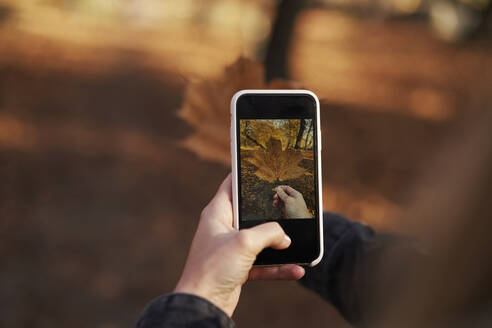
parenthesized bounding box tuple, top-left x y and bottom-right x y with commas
(276, 186, 290, 202)
(248, 264, 305, 280)
(213, 173, 232, 204)
(282, 185, 300, 197)
(201, 173, 233, 226)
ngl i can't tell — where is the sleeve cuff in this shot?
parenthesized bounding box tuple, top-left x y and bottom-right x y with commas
(137, 293, 235, 328)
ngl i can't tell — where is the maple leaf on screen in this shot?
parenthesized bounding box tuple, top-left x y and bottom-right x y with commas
(245, 137, 305, 183)
(178, 57, 300, 165)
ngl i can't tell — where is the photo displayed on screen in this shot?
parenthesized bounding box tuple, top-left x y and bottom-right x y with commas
(240, 119, 316, 221)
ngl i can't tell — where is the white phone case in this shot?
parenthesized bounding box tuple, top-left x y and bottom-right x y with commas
(230, 89, 323, 267)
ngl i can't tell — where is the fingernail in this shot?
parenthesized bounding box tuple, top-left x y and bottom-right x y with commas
(284, 235, 291, 246)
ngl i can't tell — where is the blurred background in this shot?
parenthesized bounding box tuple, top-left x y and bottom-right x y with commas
(0, 0, 491, 327)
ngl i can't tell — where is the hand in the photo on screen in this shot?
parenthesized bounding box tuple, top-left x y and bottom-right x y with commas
(273, 186, 312, 219)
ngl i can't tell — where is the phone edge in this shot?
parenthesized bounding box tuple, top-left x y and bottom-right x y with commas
(230, 89, 324, 267)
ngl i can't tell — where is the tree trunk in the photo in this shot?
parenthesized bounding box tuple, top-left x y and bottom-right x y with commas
(295, 119, 306, 149)
(304, 120, 313, 149)
(245, 133, 265, 149)
(264, 0, 305, 81)
(243, 121, 266, 149)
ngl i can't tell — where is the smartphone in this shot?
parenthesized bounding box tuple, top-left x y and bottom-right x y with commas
(230, 90, 323, 266)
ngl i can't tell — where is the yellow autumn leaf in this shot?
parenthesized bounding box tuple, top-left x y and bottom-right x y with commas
(244, 137, 305, 183)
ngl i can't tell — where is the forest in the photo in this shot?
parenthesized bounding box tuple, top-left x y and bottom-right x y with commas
(240, 119, 315, 220)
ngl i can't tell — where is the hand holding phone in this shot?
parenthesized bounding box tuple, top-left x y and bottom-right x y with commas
(174, 175, 305, 317)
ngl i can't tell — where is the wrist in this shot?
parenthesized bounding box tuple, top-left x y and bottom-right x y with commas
(174, 276, 208, 300)
(174, 277, 232, 316)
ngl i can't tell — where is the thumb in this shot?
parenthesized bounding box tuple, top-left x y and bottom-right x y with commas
(276, 186, 290, 202)
(238, 222, 291, 255)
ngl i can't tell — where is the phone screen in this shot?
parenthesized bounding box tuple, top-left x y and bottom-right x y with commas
(235, 93, 321, 265)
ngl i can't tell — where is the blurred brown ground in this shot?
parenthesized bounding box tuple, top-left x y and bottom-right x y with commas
(1, 1, 491, 328)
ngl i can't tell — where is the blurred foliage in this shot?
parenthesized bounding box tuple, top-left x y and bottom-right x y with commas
(240, 119, 314, 150)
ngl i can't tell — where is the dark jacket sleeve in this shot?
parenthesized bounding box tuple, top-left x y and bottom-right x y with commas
(137, 293, 235, 328)
(300, 212, 423, 326)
